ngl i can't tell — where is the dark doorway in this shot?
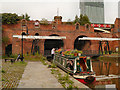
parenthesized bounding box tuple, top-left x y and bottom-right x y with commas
(74, 36, 91, 50)
(5, 44, 12, 56)
(31, 33, 40, 55)
(44, 34, 64, 56)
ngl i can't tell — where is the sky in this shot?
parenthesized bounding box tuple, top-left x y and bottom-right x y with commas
(0, 0, 120, 24)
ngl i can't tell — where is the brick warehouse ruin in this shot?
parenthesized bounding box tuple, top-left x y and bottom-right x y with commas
(2, 16, 120, 56)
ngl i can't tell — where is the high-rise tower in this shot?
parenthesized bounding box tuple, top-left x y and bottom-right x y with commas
(80, 0, 104, 23)
(118, 1, 120, 18)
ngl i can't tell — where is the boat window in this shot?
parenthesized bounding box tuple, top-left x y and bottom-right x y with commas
(66, 60, 74, 70)
(76, 58, 87, 72)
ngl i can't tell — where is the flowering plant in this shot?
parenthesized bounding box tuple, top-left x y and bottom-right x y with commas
(55, 48, 63, 53)
(55, 49, 82, 57)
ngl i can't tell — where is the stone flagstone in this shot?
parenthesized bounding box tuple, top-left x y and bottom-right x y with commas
(18, 62, 63, 88)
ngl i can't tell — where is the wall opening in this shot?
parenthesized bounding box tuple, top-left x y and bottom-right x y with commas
(5, 44, 12, 56)
(76, 24, 79, 30)
(35, 33, 39, 36)
(44, 34, 64, 56)
(74, 35, 91, 50)
(21, 32, 26, 35)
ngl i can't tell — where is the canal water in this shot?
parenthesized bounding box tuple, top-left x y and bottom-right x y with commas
(85, 57, 120, 89)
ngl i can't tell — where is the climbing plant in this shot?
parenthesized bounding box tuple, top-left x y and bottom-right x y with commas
(2, 36, 9, 46)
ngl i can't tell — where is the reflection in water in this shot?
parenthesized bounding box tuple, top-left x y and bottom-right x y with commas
(92, 60, 119, 75)
(86, 59, 120, 89)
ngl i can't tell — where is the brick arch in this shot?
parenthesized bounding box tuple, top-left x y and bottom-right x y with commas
(44, 33, 65, 56)
(43, 33, 67, 44)
(73, 33, 90, 40)
(74, 35, 91, 50)
(35, 33, 39, 36)
(71, 34, 89, 46)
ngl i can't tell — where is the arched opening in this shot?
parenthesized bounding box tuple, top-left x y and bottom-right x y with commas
(34, 20, 40, 28)
(5, 44, 12, 56)
(74, 36, 91, 50)
(44, 34, 64, 56)
(21, 32, 26, 35)
(35, 33, 39, 36)
(76, 24, 79, 30)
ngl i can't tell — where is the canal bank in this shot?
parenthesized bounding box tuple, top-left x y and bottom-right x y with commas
(18, 61, 90, 89)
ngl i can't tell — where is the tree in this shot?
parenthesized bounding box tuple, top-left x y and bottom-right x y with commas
(2, 13, 21, 24)
(2, 13, 30, 25)
(79, 14, 91, 26)
(79, 14, 83, 25)
(20, 13, 30, 21)
(24, 13, 30, 21)
(74, 14, 91, 26)
(2, 36, 9, 46)
(73, 15, 79, 24)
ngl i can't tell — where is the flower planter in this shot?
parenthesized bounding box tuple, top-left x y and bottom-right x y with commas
(74, 53, 78, 56)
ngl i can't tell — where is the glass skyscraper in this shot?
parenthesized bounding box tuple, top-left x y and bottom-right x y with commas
(118, 1, 120, 18)
(80, 0, 104, 23)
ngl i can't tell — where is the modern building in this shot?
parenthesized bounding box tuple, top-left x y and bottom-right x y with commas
(80, 0, 104, 23)
(118, 1, 120, 18)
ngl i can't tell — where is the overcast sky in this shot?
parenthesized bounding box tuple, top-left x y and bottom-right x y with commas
(0, 0, 120, 24)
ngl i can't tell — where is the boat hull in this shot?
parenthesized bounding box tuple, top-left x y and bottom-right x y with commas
(74, 75, 96, 84)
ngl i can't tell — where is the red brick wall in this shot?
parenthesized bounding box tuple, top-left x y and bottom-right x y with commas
(2, 18, 120, 55)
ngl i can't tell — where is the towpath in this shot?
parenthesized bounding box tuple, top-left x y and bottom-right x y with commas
(18, 62, 63, 88)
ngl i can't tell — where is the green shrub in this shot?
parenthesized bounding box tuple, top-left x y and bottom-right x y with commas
(9, 54, 18, 58)
(2, 69, 5, 73)
(66, 84, 73, 90)
(2, 78, 5, 81)
(48, 63, 56, 68)
(2, 54, 18, 59)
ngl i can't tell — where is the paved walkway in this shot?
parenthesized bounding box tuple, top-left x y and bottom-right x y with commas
(18, 62, 63, 88)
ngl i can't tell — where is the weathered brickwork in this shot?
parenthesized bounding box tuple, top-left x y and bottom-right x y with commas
(2, 16, 120, 55)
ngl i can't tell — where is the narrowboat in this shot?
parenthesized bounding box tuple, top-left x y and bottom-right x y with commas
(53, 54, 96, 84)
